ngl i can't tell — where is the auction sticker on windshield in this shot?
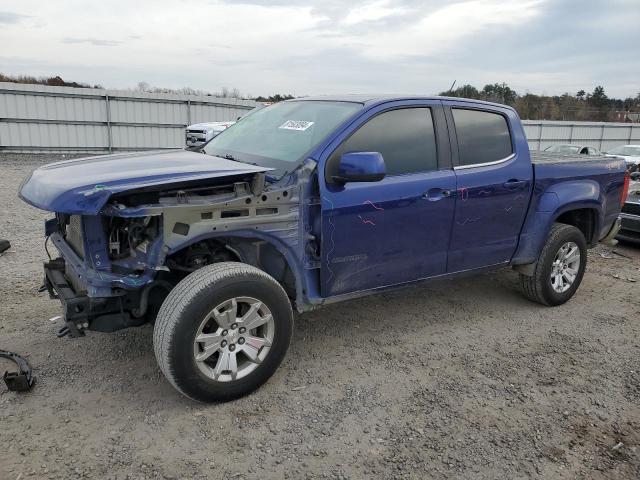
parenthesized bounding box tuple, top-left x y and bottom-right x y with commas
(279, 120, 315, 131)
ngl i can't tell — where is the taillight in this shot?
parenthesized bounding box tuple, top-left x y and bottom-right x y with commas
(620, 170, 630, 208)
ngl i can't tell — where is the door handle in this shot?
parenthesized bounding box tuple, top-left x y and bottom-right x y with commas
(503, 179, 526, 189)
(423, 188, 451, 201)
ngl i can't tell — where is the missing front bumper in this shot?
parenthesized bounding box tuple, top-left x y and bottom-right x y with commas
(44, 259, 138, 337)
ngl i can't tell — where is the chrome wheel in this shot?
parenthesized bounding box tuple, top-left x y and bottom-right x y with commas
(550, 241, 580, 293)
(193, 296, 275, 382)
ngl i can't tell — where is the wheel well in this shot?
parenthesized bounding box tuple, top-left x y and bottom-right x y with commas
(165, 237, 297, 300)
(555, 208, 597, 245)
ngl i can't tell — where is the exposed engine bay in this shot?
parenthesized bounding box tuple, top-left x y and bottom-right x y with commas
(107, 216, 158, 260)
(44, 161, 319, 337)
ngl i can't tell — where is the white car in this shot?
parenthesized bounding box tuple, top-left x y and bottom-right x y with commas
(185, 105, 266, 150)
(544, 144, 602, 155)
(185, 121, 235, 150)
(605, 145, 640, 171)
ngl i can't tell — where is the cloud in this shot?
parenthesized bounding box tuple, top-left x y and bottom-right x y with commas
(62, 37, 122, 47)
(0, 0, 638, 98)
(342, 0, 410, 25)
(0, 11, 32, 24)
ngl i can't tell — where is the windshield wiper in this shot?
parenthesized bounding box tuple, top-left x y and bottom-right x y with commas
(220, 153, 260, 167)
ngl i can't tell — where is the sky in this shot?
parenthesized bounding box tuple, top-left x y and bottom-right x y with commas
(0, 0, 639, 98)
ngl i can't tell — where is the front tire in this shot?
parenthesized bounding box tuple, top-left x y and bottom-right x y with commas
(519, 223, 587, 306)
(153, 262, 294, 402)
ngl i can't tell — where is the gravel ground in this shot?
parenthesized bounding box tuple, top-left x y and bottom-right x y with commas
(1, 153, 639, 480)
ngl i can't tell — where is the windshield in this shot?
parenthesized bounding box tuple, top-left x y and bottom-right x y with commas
(544, 145, 580, 154)
(203, 100, 362, 175)
(608, 145, 640, 156)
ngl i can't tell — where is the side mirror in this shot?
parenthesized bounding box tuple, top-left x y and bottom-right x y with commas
(332, 152, 386, 184)
(630, 171, 640, 181)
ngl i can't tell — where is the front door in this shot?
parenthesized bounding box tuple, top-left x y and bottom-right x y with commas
(319, 102, 456, 297)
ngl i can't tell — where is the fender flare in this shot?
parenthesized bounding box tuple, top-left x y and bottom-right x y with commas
(512, 181, 602, 266)
(166, 229, 309, 309)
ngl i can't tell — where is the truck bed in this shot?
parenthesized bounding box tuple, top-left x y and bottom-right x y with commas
(528, 151, 626, 245)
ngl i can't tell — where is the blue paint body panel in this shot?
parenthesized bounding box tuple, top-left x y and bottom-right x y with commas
(19, 95, 627, 313)
(19, 149, 270, 214)
(441, 101, 533, 271)
(512, 154, 626, 264)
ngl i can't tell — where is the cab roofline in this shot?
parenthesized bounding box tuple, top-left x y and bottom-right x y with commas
(287, 94, 513, 110)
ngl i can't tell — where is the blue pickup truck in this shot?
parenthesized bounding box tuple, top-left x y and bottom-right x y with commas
(20, 95, 629, 402)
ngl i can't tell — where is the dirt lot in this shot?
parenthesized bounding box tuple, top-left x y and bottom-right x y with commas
(1, 153, 639, 480)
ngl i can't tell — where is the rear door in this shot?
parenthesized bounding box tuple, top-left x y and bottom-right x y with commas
(318, 101, 456, 297)
(443, 103, 533, 272)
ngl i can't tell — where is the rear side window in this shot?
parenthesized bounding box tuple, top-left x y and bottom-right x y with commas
(327, 107, 438, 180)
(452, 108, 512, 166)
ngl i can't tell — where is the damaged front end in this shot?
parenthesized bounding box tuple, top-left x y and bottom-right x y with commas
(24, 154, 317, 337)
(42, 211, 168, 337)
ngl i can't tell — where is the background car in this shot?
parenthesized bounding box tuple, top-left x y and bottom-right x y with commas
(185, 104, 266, 150)
(617, 171, 640, 243)
(185, 121, 235, 150)
(605, 145, 640, 172)
(543, 144, 602, 155)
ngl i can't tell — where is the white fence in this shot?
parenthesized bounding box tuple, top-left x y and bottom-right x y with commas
(1, 84, 638, 154)
(521, 120, 640, 152)
(0, 82, 258, 153)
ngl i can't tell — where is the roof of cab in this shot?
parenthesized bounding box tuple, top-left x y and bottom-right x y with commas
(290, 94, 511, 110)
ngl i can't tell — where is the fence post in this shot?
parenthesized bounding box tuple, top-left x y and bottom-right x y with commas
(569, 124, 574, 143)
(599, 124, 605, 151)
(538, 123, 543, 150)
(629, 125, 634, 144)
(105, 94, 112, 153)
(186, 100, 191, 126)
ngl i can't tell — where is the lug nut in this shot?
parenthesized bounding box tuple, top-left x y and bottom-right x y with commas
(231, 323, 238, 330)
(229, 344, 236, 352)
(239, 327, 246, 334)
(221, 329, 228, 336)
(221, 340, 227, 348)
(238, 337, 245, 345)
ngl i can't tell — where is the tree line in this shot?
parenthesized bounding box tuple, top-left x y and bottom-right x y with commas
(0, 73, 103, 89)
(0, 74, 289, 101)
(2, 73, 638, 122)
(441, 83, 640, 122)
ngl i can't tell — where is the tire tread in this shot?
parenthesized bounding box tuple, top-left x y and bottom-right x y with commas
(153, 262, 290, 401)
(519, 223, 585, 306)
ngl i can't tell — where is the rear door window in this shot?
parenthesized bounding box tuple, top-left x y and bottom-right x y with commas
(452, 109, 513, 166)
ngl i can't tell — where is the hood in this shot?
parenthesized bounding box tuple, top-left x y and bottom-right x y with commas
(19, 149, 270, 214)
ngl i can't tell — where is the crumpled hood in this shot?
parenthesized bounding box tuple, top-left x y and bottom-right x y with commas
(19, 149, 270, 214)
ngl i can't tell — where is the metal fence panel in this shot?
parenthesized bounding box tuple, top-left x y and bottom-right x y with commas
(2, 87, 638, 154)
(0, 82, 257, 152)
(521, 120, 639, 151)
(111, 125, 184, 149)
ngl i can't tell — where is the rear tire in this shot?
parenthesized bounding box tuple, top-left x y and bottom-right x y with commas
(153, 262, 293, 402)
(519, 223, 587, 306)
